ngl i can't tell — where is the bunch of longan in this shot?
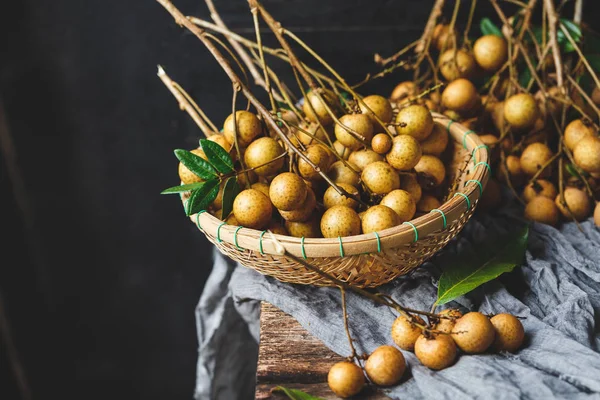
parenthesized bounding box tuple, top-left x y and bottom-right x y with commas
(327, 310, 525, 398)
(178, 91, 455, 238)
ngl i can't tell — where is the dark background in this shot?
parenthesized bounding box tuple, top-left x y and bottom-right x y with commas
(0, 1, 590, 399)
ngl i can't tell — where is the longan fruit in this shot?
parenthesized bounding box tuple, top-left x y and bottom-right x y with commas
(420, 123, 449, 156)
(251, 182, 270, 198)
(415, 155, 446, 188)
(524, 196, 560, 226)
(386, 135, 423, 171)
(320, 205, 361, 238)
(207, 134, 234, 155)
(391, 315, 425, 351)
(432, 24, 454, 51)
(504, 93, 539, 131)
(361, 205, 400, 234)
(285, 216, 322, 238)
(555, 187, 592, 221)
(390, 81, 417, 103)
(329, 161, 360, 186)
(323, 183, 359, 210)
(451, 312, 496, 354)
(435, 309, 464, 334)
(360, 95, 393, 125)
(381, 190, 416, 222)
(244, 137, 284, 177)
(473, 35, 508, 72)
(414, 334, 457, 370)
(233, 189, 273, 230)
(362, 161, 401, 195)
(269, 172, 308, 211)
(438, 49, 477, 81)
(296, 123, 331, 146)
(490, 313, 525, 352)
(303, 89, 338, 125)
(223, 111, 262, 148)
(395, 104, 434, 141)
(279, 188, 316, 222)
(498, 155, 525, 186)
(266, 220, 288, 236)
(364, 345, 406, 386)
(564, 119, 595, 151)
(523, 180, 558, 203)
(520, 143, 553, 177)
(178, 148, 206, 184)
(490, 101, 507, 134)
(371, 133, 393, 155)
(594, 202, 600, 227)
(441, 78, 480, 114)
(417, 195, 441, 213)
(574, 136, 600, 173)
(299, 144, 333, 180)
(400, 173, 422, 203)
(348, 149, 383, 171)
(335, 114, 374, 151)
(332, 140, 352, 160)
(327, 361, 365, 398)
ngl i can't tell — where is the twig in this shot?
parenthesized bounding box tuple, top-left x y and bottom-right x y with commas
(544, 0, 565, 90)
(415, 0, 446, 55)
(340, 288, 360, 362)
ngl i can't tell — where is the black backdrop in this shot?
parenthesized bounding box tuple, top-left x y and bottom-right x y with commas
(1, 0, 582, 399)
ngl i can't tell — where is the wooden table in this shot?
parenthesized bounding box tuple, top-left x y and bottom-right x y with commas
(256, 302, 389, 399)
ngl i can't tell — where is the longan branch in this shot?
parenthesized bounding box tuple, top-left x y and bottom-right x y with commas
(340, 288, 361, 362)
(414, 0, 446, 56)
(544, 0, 565, 90)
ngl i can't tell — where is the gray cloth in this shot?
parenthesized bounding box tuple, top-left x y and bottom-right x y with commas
(194, 200, 600, 400)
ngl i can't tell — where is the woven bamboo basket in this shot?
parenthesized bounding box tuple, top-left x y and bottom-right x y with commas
(185, 112, 491, 288)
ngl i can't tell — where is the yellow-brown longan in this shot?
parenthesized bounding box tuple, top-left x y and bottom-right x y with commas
(335, 114, 374, 151)
(244, 137, 285, 177)
(320, 205, 362, 238)
(441, 78, 479, 114)
(522, 180, 558, 203)
(381, 190, 417, 222)
(361, 205, 400, 234)
(328, 161, 360, 187)
(348, 149, 383, 171)
(420, 123, 449, 156)
(391, 315, 426, 351)
(233, 189, 273, 229)
(386, 135, 423, 171)
(178, 148, 206, 184)
(438, 49, 477, 81)
(520, 143, 553, 177)
(400, 174, 422, 203)
(573, 136, 600, 173)
(269, 172, 308, 211)
(473, 35, 508, 72)
(524, 196, 560, 226)
(223, 111, 262, 147)
(371, 133, 393, 155)
(362, 161, 401, 195)
(414, 155, 446, 188)
(360, 95, 394, 125)
(327, 361, 365, 398)
(555, 187, 592, 221)
(298, 144, 333, 180)
(279, 188, 317, 222)
(323, 183, 360, 210)
(395, 104, 434, 141)
(504, 93, 539, 131)
(564, 119, 596, 151)
(303, 89, 338, 125)
(364, 345, 406, 386)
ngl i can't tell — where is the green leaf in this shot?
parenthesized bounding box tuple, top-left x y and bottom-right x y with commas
(565, 163, 589, 179)
(174, 149, 218, 180)
(220, 176, 240, 221)
(435, 226, 529, 306)
(557, 19, 581, 53)
(199, 139, 234, 174)
(161, 182, 205, 195)
(272, 386, 325, 400)
(480, 18, 503, 37)
(185, 179, 220, 216)
(560, 19, 582, 42)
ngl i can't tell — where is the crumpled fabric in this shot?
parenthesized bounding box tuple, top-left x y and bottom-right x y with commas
(194, 199, 600, 400)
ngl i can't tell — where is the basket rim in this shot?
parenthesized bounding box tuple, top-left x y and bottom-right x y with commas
(186, 112, 491, 258)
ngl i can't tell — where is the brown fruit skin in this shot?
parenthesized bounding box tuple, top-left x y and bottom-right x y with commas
(442, 78, 479, 114)
(420, 123, 449, 156)
(414, 334, 458, 370)
(504, 93, 539, 131)
(320, 205, 362, 238)
(223, 111, 262, 148)
(285, 216, 322, 238)
(390, 81, 417, 103)
(269, 172, 308, 211)
(178, 148, 206, 184)
(432, 24, 455, 51)
(564, 119, 596, 151)
(395, 104, 434, 141)
(594, 202, 600, 227)
(498, 155, 525, 186)
(362, 161, 401, 195)
(574, 136, 600, 173)
(490, 313, 525, 353)
(372, 133, 393, 155)
(327, 361, 365, 398)
(438, 49, 477, 81)
(520, 143, 553, 177)
(400, 174, 423, 203)
(381, 190, 416, 222)
(417, 195, 441, 213)
(361, 205, 400, 234)
(303, 89, 338, 125)
(329, 161, 360, 187)
(391, 315, 425, 351)
(523, 180, 558, 203)
(299, 144, 333, 180)
(435, 308, 463, 334)
(364, 345, 406, 386)
(348, 149, 383, 171)
(279, 188, 317, 222)
(266, 220, 288, 236)
(323, 183, 359, 210)
(386, 135, 423, 171)
(244, 137, 284, 177)
(360, 95, 393, 125)
(473, 35, 508, 72)
(415, 155, 446, 188)
(233, 189, 273, 230)
(251, 182, 270, 198)
(524, 196, 560, 226)
(451, 312, 496, 354)
(335, 114, 374, 151)
(555, 187, 592, 221)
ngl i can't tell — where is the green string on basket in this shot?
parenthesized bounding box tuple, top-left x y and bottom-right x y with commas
(373, 232, 382, 253)
(258, 230, 267, 255)
(472, 144, 489, 164)
(300, 236, 307, 260)
(233, 226, 244, 250)
(403, 221, 418, 242)
(467, 179, 483, 196)
(430, 208, 447, 229)
(474, 161, 492, 174)
(195, 210, 207, 231)
(453, 192, 471, 209)
(446, 119, 454, 133)
(462, 130, 475, 149)
(216, 222, 227, 243)
(338, 236, 345, 257)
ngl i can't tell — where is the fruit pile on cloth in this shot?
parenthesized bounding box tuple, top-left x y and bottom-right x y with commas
(193, 194, 600, 400)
